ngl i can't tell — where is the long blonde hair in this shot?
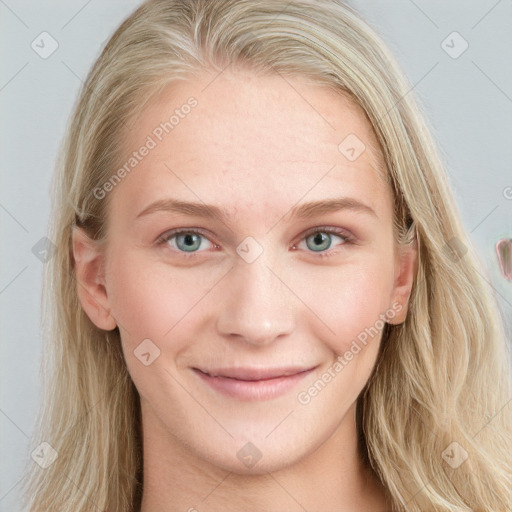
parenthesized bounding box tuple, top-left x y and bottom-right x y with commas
(22, 1, 512, 510)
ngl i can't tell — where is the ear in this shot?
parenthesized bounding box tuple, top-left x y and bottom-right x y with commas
(388, 238, 418, 325)
(71, 226, 117, 331)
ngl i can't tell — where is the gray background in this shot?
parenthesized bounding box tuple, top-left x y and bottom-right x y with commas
(1, 1, 511, 509)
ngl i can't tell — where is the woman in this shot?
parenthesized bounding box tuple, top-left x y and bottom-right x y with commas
(22, 0, 512, 510)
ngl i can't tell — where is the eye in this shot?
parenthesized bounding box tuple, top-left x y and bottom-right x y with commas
(157, 226, 353, 258)
(294, 227, 352, 255)
(157, 229, 216, 254)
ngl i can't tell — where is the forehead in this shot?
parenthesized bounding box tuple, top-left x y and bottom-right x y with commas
(110, 69, 391, 227)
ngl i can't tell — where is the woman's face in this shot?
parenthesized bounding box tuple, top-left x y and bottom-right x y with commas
(75, 68, 415, 473)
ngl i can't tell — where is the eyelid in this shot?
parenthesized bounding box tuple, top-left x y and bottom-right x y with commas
(298, 225, 352, 242)
(157, 227, 212, 244)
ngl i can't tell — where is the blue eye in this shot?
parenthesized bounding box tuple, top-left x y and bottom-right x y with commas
(298, 228, 349, 254)
(158, 226, 351, 257)
(159, 229, 214, 253)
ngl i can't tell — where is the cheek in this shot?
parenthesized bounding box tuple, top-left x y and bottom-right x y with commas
(106, 249, 192, 343)
(105, 250, 206, 396)
(293, 255, 395, 355)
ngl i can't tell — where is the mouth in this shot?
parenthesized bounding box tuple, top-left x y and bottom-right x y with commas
(192, 365, 317, 401)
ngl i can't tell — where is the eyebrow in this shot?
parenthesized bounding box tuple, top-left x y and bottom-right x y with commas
(135, 197, 377, 222)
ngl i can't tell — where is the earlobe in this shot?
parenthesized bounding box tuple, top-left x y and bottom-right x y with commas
(71, 226, 117, 331)
(388, 239, 418, 325)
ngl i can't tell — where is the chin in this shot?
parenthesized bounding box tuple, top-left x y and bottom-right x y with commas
(189, 433, 316, 476)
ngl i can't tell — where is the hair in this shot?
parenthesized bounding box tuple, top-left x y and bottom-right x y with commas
(22, 0, 512, 510)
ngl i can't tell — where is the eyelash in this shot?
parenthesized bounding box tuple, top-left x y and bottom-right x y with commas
(156, 226, 354, 259)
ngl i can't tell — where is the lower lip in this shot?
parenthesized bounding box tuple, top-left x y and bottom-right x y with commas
(193, 368, 315, 401)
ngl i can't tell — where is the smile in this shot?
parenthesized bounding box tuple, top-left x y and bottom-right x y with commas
(192, 366, 317, 401)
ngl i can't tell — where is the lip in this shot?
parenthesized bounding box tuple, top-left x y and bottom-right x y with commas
(192, 366, 317, 401)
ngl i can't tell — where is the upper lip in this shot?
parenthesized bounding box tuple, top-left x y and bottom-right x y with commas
(194, 366, 316, 381)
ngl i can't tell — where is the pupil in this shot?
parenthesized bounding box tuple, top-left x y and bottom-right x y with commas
(309, 232, 330, 251)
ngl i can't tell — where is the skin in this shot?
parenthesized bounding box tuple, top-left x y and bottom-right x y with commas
(73, 67, 417, 511)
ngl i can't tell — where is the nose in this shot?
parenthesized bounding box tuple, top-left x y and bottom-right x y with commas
(216, 251, 295, 347)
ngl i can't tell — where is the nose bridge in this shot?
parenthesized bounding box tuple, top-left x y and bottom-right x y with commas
(216, 244, 295, 345)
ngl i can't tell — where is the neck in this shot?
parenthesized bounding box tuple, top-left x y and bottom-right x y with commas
(139, 401, 391, 512)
